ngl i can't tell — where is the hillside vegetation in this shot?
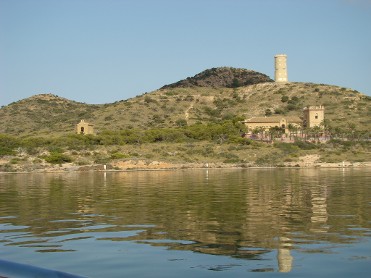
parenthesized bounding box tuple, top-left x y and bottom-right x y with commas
(0, 94, 101, 136)
(0, 67, 370, 171)
(1, 81, 369, 136)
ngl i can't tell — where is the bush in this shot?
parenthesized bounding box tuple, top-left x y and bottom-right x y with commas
(144, 96, 157, 103)
(228, 136, 252, 145)
(184, 95, 194, 101)
(175, 119, 188, 127)
(219, 152, 240, 163)
(255, 151, 283, 166)
(286, 104, 297, 111)
(76, 158, 91, 166)
(293, 140, 317, 150)
(222, 113, 235, 121)
(0, 134, 20, 156)
(274, 142, 300, 154)
(203, 106, 221, 117)
(290, 96, 299, 102)
(43, 152, 73, 164)
(281, 96, 289, 103)
(274, 108, 285, 115)
(265, 109, 272, 116)
(231, 78, 240, 88)
(144, 128, 186, 143)
(110, 152, 129, 159)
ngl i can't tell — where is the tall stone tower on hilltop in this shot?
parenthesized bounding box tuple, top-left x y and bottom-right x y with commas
(275, 54, 288, 82)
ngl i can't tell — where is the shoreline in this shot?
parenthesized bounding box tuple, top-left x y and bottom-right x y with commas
(1, 160, 370, 174)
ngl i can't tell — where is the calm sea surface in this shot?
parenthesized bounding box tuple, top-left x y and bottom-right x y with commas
(0, 169, 370, 277)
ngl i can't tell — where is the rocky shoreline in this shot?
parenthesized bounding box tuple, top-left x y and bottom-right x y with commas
(1, 156, 370, 173)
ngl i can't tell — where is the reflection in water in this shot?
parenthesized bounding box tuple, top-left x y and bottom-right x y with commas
(277, 240, 293, 273)
(310, 184, 328, 233)
(0, 169, 370, 276)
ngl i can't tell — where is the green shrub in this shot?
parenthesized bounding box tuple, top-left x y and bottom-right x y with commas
(175, 119, 188, 127)
(184, 95, 194, 101)
(203, 106, 221, 117)
(265, 109, 272, 116)
(104, 115, 114, 121)
(255, 151, 283, 166)
(228, 136, 252, 145)
(43, 152, 73, 164)
(290, 96, 299, 103)
(75, 158, 91, 166)
(219, 152, 240, 163)
(274, 142, 300, 154)
(144, 96, 157, 103)
(10, 158, 20, 164)
(293, 140, 317, 150)
(144, 128, 186, 143)
(231, 78, 240, 88)
(274, 108, 285, 115)
(0, 134, 20, 156)
(110, 152, 129, 159)
(286, 103, 297, 111)
(281, 95, 289, 103)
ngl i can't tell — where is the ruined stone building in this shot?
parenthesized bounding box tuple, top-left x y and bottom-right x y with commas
(76, 120, 94, 135)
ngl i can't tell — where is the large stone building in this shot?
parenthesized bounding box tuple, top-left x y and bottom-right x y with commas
(244, 106, 325, 134)
(243, 116, 302, 133)
(275, 54, 288, 82)
(76, 120, 94, 135)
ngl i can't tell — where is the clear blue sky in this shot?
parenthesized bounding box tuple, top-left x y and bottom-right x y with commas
(1, 0, 370, 107)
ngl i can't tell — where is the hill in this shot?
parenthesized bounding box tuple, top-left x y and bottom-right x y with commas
(1, 68, 370, 171)
(0, 94, 101, 136)
(0, 68, 370, 137)
(161, 67, 273, 89)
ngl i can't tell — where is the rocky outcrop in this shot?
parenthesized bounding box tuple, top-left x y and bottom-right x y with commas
(161, 67, 273, 89)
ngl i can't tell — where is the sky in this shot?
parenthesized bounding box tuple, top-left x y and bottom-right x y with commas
(1, 0, 371, 107)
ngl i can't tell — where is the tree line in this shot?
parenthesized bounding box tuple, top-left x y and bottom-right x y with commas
(0, 119, 247, 156)
(1, 118, 369, 158)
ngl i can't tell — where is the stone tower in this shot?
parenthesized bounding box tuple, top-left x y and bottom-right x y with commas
(303, 106, 325, 128)
(275, 54, 288, 82)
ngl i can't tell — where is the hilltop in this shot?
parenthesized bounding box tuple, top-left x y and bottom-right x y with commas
(161, 67, 273, 89)
(0, 94, 101, 136)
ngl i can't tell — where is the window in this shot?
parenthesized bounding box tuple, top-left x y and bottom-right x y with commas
(315, 113, 318, 119)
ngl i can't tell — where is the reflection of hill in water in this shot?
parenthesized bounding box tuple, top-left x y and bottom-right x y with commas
(1, 169, 371, 271)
